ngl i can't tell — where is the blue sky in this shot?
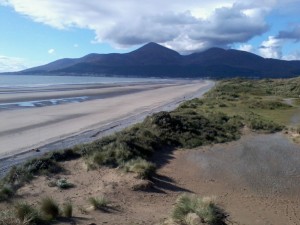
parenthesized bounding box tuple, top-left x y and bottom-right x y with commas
(0, 0, 300, 72)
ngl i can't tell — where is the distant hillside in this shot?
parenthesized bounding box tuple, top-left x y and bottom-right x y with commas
(7, 42, 300, 78)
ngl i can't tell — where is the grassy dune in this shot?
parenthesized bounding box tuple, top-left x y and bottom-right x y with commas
(204, 78, 300, 126)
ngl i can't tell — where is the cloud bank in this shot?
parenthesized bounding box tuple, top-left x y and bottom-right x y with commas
(0, 55, 27, 72)
(0, 0, 274, 53)
(257, 24, 300, 59)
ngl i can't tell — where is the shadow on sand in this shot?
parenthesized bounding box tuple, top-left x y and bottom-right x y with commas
(149, 146, 192, 194)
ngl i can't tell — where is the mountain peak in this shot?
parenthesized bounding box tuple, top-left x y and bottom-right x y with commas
(129, 42, 180, 56)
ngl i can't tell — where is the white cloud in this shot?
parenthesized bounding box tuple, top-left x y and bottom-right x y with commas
(73, 44, 79, 48)
(259, 36, 282, 59)
(0, 55, 28, 72)
(0, 0, 274, 53)
(48, 48, 55, 54)
(238, 44, 254, 52)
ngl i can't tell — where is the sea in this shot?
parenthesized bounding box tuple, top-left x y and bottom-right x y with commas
(0, 74, 166, 88)
(0, 74, 171, 110)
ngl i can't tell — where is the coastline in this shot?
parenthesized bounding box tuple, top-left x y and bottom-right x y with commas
(0, 80, 214, 177)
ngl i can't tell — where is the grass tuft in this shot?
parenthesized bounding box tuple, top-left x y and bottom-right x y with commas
(62, 202, 73, 218)
(0, 185, 14, 201)
(40, 197, 59, 220)
(172, 194, 224, 225)
(88, 196, 110, 210)
(14, 202, 41, 224)
(124, 158, 156, 179)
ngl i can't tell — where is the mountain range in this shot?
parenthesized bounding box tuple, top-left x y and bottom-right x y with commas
(8, 42, 300, 78)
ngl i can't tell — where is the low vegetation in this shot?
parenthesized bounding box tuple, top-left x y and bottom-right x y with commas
(55, 178, 74, 189)
(88, 196, 110, 210)
(11, 197, 73, 225)
(203, 78, 300, 127)
(62, 202, 73, 218)
(40, 197, 60, 220)
(124, 158, 156, 179)
(14, 202, 41, 224)
(0, 150, 78, 202)
(171, 194, 225, 225)
(0, 210, 22, 225)
(0, 185, 14, 201)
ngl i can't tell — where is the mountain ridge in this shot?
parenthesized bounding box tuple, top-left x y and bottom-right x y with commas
(5, 42, 300, 78)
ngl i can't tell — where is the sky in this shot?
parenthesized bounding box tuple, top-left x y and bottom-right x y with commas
(0, 0, 300, 72)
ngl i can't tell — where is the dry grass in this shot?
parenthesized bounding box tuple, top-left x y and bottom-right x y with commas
(14, 202, 41, 224)
(40, 197, 59, 220)
(88, 196, 110, 210)
(0, 210, 22, 225)
(172, 194, 224, 225)
(62, 202, 73, 218)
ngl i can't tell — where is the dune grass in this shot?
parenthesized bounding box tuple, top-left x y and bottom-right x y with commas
(0, 210, 23, 225)
(0, 185, 14, 201)
(124, 158, 156, 179)
(172, 194, 224, 225)
(40, 197, 60, 220)
(0, 149, 79, 202)
(14, 202, 41, 224)
(62, 202, 73, 218)
(11, 197, 73, 224)
(88, 196, 110, 210)
(202, 78, 300, 128)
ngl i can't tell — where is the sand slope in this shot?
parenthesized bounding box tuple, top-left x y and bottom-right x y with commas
(159, 133, 300, 225)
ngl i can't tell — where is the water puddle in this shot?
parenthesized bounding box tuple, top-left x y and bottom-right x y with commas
(0, 96, 89, 110)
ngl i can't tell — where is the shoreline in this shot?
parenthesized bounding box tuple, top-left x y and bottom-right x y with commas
(0, 80, 177, 106)
(0, 80, 214, 177)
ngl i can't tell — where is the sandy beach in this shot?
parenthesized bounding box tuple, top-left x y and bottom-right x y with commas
(0, 80, 214, 175)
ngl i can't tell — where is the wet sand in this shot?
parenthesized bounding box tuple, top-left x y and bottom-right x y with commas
(0, 80, 214, 176)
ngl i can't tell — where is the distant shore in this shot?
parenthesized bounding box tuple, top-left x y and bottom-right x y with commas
(0, 80, 214, 177)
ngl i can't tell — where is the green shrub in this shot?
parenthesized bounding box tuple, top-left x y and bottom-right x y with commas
(48, 149, 81, 162)
(40, 197, 59, 220)
(172, 194, 224, 225)
(2, 166, 33, 186)
(124, 158, 156, 179)
(14, 202, 41, 224)
(245, 113, 283, 133)
(0, 185, 14, 201)
(88, 196, 110, 210)
(62, 202, 73, 218)
(56, 179, 74, 189)
(24, 158, 62, 175)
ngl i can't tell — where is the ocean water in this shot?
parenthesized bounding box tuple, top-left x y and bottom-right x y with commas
(0, 74, 166, 87)
(0, 74, 170, 110)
